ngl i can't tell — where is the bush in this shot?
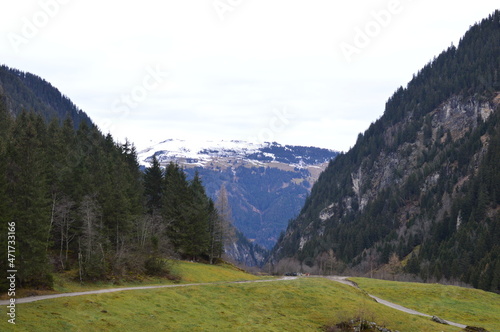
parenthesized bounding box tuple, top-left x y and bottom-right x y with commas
(144, 257, 171, 277)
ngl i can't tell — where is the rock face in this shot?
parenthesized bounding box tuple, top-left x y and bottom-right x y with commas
(348, 96, 494, 216)
(278, 92, 499, 279)
(224, 234, 268, 267)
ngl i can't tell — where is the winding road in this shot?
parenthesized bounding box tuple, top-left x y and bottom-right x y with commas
(325, 276, 467, 329)
(1, 275, 467, 328)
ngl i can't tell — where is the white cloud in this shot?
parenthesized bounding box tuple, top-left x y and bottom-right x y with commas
(1, 0, 498, 151)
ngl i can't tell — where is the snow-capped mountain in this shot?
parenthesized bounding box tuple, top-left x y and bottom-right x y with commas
(137, 138, 339, 266)
(138, 139, 338, 170)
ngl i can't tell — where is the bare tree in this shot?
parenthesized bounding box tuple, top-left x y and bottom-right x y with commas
(134, 211, 171, 254)
(275, 257, 302, 275)
(54, 196, 76, 270)
(78, 194, 105, 280)
(211, 184, 235, 264)
(316, 249, 337, 275)
(388, 252, 401, 280)
(80, 195, 98, 261)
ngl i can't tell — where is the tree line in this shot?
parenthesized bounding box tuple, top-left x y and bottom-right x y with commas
(0, 98, 232, 290)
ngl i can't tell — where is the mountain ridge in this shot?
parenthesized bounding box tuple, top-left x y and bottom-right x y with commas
(138, 138, 338, 170)
(0, 64, 93, 129)
(271, 10, 500, 292)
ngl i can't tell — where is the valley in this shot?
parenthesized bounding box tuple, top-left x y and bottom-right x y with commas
(0, 6, 499, 332)
(138, 139, 338, 257)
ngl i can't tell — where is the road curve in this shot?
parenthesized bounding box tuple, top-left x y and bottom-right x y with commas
(325, 276, 467, 329)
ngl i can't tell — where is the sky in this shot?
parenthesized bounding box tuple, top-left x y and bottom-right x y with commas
(1, 1, 498, 151)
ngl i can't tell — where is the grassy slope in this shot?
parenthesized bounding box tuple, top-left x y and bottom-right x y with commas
(171, 261, 261, 283)
(352, 277, 500, 331)
(1, 275, 460, 331)
(1, 261, 261, 300)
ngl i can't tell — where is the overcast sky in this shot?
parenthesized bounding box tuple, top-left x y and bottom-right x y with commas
(1, 1, 498, 151)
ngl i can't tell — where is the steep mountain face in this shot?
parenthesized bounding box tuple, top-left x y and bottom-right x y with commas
(272, 11, 500, 292)
(0, 65, 93, 129)
(224, 230, 269, 267)
(138, 139, 339, 264)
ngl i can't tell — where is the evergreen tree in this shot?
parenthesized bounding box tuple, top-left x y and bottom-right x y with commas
(164, 162, 191, 255)
(144, 155, 164, 214)
(186, 172, 211, 259)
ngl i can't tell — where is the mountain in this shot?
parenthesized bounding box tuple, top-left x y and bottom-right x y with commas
(0, 65, 93, 129)
(138, 139, 339, 265)
(271, 11, 500, 293)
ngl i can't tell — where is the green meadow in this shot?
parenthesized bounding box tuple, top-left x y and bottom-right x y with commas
(1, 263, 497, 331)
(352, 277, 500, 331)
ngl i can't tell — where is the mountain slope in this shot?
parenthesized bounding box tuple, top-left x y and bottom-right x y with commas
(271, 11, 500, 292)
(138, 139, 339, 252)
(0, 65, 93, 129)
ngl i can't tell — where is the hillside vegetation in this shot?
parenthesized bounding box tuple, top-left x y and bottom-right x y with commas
(0, 98, 235, 289)
(272, 11, 500, 292)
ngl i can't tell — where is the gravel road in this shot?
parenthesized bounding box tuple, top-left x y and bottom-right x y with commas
(0, 277, 297, 305)
(325, 276, 467, 329)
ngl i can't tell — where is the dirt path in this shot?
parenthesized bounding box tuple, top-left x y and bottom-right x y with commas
(325, 276, 467, 329)
(0, 277, 297, 305)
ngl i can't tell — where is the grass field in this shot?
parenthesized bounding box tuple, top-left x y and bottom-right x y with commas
(351, 277, 500, 331)
(0, 263, 465, 331)
(170, 260, 262, 283)
(0, 260, 262, 301)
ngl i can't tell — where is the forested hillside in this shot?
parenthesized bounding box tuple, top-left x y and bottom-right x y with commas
(0, 97, 230, 290)
(272, 11, 500, 293)
(0, 65, 92, 129)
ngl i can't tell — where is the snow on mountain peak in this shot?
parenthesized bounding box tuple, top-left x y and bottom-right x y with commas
(137, 138, 338, 169)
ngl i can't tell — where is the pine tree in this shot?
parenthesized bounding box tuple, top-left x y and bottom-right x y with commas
(164, 162, 191, 255)
(185, 171, 211, 259)
(144, 155, 164, 214)
(79, 194, 106, 281)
